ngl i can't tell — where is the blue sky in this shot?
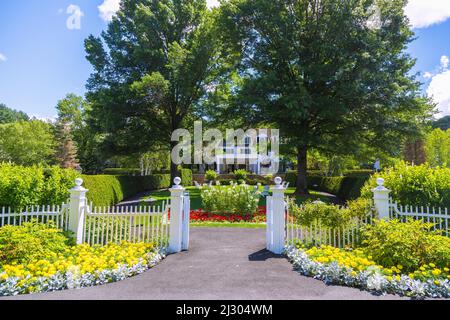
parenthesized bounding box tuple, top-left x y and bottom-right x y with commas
(0, 0, 449, 119)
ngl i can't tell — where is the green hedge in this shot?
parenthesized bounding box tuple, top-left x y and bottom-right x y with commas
(360, 162, 450, 207)
(0, 164, 78, 210)
(284, 170, 371, 200)
(102, 168, 141, 176)
(81, 174, 171, 207)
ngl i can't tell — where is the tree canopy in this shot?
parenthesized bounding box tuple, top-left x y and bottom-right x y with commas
(85, 0, 226, 179)
(0, 103, 29, 124)
(218, 0, 433, 194)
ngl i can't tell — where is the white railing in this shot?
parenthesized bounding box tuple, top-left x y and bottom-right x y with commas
(0, 203, 70, 231)
(389, 199, 449, 236)
(285, 204, 376, 249)
(82, 201, 170, 248)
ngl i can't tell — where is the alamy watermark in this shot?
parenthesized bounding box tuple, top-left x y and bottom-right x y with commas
(171, 121, 280, 175)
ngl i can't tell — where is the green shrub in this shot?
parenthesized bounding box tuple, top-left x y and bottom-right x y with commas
(205, 170, 218, 182)
(181, 169, 193, 186)
(288, 200, 353, 229)
(360, 161, 450, 207)
(201, 185, 260, 215)
(82, 174, 170, 206)
(234, 169, 249, 181)
(0, 220, 69, 265)
(0, 163, 77, 210)
(361, 219, 450, 272)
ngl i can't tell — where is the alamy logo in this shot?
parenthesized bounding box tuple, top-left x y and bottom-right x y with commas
(171, 121, 280, 175)
(66, 5, 84, 30)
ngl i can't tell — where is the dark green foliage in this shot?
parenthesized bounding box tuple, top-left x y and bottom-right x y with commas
(81, 174, 171, 206)
(285, 171, 370, 200)
(102, 168, 142, 176)
(0, 103, 29, 124)
(433, 116, 450, 131)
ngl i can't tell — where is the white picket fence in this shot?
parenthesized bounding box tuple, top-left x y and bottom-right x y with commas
(0, 177, 191, 254)
(82, 201, 170, 248)
(389, 199, 450, 237)
(285, 207, 376, 249)
(0, 204, 70, 230)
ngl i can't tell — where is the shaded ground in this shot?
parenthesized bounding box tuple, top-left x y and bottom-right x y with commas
(3, 228, 404, 300)
(118, 187, 340, 210)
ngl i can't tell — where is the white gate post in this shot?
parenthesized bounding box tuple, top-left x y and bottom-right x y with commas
(182, 191, 190, 251)
(169, 177, 185, 253)
(68, 178, 88, 244)
(372, 178, 391, 220)
(270, 177, 286, 254)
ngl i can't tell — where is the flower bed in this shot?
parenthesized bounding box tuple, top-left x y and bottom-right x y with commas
(0, 242, 165, 296)
(286, 245, 450, 298)
(190, 206, 266, 223)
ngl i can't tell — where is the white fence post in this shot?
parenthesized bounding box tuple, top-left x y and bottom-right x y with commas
(372, 178, 391, 220)
(68, 178, 88, 244)
(182, 191, 190, 251)
(269, 177, 286, 254)
(169, 177, 185, 253)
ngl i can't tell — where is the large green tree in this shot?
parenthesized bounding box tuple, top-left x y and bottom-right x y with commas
(56, 94, 103, 173)
(219, 0, 433, 194)
(85, 0, 225, 180)
(0, 120, 56, 166)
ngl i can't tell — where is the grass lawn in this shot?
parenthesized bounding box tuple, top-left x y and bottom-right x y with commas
(141, 186, 334, 210)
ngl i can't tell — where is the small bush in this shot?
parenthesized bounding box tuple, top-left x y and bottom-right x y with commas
(201, 185, 260, 215)
(205, 170, 218, 182)
(0, 220, 69, 265)
(361, 219, 450, 272)
(234, 169, 249, 181)
(360, 161, 450, 207)
(288, 200, 353, 229)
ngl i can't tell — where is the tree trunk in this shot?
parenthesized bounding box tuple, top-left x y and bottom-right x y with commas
(294, 146, 309, 195)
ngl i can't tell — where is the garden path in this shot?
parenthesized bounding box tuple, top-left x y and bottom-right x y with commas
(4, 228, 404, 300)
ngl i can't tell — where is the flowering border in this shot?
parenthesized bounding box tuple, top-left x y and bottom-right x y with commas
(0, 249, 166, 297)
(285, 246, 450, 299)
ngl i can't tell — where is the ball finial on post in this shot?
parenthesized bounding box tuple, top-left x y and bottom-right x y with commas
(173, 177, 182, 189)
(274, 176, 282, 186)
(75, 178, 83, 187)
(376, 177, 385, 187)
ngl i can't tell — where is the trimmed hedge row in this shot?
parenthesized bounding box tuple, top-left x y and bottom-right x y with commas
(180, 169, 193, 186)
(81, 174, 171, 207)
(284, 171, 370, 200)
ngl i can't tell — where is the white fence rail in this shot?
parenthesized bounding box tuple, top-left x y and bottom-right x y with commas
(285, 207, 376, 249)
(82, 201, 170, 248)
(0, 204, 70, 230)
(0, 177, 191, 253)
(389, 199, 449, 236)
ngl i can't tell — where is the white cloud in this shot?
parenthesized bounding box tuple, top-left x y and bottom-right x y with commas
(440, 55, 449, 70)
(98, 0, 121, 22)
(424, 71, 433, 79)
(405, 0, 450, 29)
(0, 53, 6, 62)
(426, 55, 450, 118)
